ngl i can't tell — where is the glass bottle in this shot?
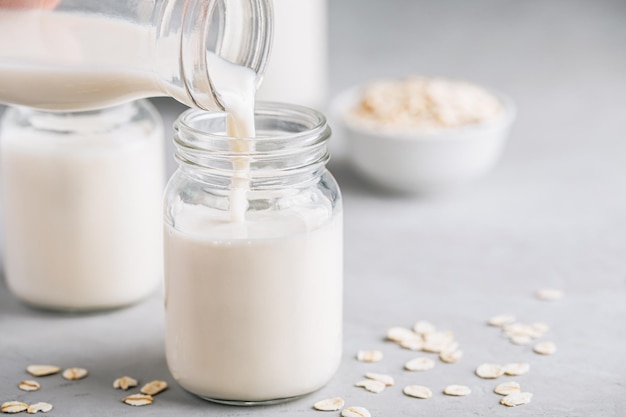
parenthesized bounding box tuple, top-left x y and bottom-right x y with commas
(0, 100, 164, 311)
(163, 102, 343, 405)
(0, 0, 272, 111)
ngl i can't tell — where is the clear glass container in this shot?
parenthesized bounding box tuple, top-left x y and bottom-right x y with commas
(257, 0, 328, 108)
(0, 100, 164, 311)
(0, 0, 272, 111)
(163, 103, 343, 405)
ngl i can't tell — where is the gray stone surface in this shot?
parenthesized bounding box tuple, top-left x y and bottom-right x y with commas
(1, 0, 626, 416)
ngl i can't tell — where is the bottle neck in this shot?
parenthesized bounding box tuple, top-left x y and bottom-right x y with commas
(173, 102, 331, 189)
(156, 0, 273, 111)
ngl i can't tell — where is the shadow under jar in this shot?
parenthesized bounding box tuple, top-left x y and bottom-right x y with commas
(163, 103, 343, 405)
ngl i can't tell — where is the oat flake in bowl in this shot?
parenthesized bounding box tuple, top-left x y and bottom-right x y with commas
(350, 76, 503, 132)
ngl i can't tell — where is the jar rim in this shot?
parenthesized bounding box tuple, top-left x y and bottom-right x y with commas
(7, 100, 158, 135)
(174, 101, 330, 152)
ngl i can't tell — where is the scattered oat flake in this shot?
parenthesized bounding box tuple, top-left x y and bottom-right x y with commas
(114, 376, 139, 390)
(536, 288, 563, 301)
(140, 380, 168, 396)
(503, 323, 535, 338)
(423, 339, 455, 354)
(400, 338, 424, 351)
(387, 327, 419, 343)
(475, 363, 504, 379)
(365, 372, 395, 386)
(510, 335, 533, 345)
(313, 397, 344, 411)
(530, 322, 550, 336)
(62, 367, 88, 381)
(488, 314, 516, 327)
(494, 381, 521, 396)
(18, 380, 40, 392)
(503, 362, 530, 376)
(533, 341, 557, 355)
(1, 402, 29, 414)
(422, 331, 456, 353)
(443, 385, 471, 396)
(413, 320, 436, 335)
(356, 350, 383, 363)
(424, 330, 454, 344)
(26, 402, 53, 414)
(26, 365, 60, 377)
(439, 349, 463, 363)
(405, 356, 435, 371)
(341, 406, 371, 417)
(123, 393, 153, 406)
(355, 379, 386, 393)
(403, 385, 432, 399)
(501, 391, 533, 407)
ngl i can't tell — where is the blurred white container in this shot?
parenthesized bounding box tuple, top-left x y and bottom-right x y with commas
(256, 0, 328, 108)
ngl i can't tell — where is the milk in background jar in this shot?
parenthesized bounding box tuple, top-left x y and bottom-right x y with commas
(0, 100, 164, 311)
(164, 103, 343, 404)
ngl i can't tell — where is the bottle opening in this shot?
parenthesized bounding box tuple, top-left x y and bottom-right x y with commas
(180, 0, 273, 111)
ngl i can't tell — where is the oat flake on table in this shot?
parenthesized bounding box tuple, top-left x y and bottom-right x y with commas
(494, 381, 521, 396)
(475, 363, 504, 379)
(503, 362, 530, 376)
(501, 391, 533, 407)
(443, 385, 472, 396)
(536, 288, 564, 301)
(355, 379, 386, 393)
(26, 365, 60, 377)
(533, 341, 557, 355)
(365, 372, 395, 386)
(341, 406, 371, 417)
(313, 397, 344, 411)
(403, 385, 432, 399)
(18, 380, 40, 392)
(26, 402, 53, 414)
(405, 356, 435, 371)
(356, 350, 383, 363)
(1, 401, 29, 414)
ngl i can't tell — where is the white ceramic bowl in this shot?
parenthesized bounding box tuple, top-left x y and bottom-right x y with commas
(332, 86, 516, 194)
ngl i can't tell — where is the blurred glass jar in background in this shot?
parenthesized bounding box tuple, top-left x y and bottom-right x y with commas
(256, 0, 328, 109)
(0, 100, 164, 311)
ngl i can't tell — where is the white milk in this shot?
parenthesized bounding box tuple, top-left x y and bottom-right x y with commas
(0, 103, 164, 310)
(164, 207, 342, 402)
(205, 53, 258, 224)
(0, 10, 161, 111)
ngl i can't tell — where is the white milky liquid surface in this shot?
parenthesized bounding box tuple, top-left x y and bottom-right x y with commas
(165, 207, 343, 401)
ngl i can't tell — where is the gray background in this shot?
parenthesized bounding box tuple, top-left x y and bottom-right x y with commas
(1, 0, 626, 416)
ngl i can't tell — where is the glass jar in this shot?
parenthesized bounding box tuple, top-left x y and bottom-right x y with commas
(0, 100, 164, 311)
(164, 103, 343, 405)
(257, 0, 328, 108)
(0, 0, 272, 111)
